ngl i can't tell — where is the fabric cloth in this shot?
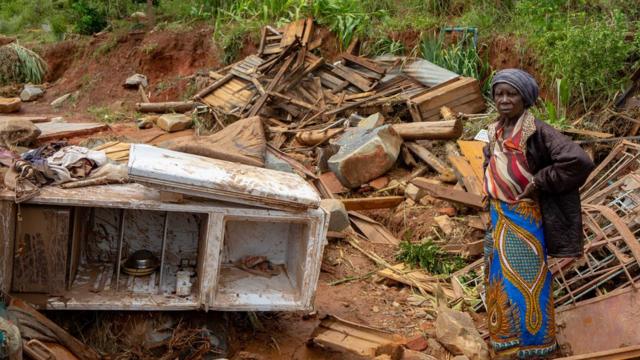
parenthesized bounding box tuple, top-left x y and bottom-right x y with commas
(485, 200, 556, 359)
(485, 111, 536, 203)
(159, 116, 266, 167)
(483, 117, 595, 257)
(491, 69, 539, 108)
(47, 145, 108, 184)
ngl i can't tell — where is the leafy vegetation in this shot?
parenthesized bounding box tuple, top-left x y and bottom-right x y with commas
(1, 0, 638, 114)
(397, 239, 466, 275)
(0, 43, 48, 85)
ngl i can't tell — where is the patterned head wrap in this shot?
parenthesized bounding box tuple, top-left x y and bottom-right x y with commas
(491, 69, 539, 108)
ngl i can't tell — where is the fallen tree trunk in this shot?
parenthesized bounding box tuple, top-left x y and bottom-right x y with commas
(391, 118, 462, 140)
(136, 101, 195, 113)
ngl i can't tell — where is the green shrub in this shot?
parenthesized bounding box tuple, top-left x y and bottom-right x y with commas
(71, 1, 108, 35)
(420, 32, 490, 82)
(0, 43, 48, 85)
(397, 239, 466, 275)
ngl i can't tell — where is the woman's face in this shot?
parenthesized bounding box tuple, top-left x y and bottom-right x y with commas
(493, 83, 525, 120)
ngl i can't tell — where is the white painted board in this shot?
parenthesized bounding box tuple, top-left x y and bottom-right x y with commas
(128, 144, 320, 210)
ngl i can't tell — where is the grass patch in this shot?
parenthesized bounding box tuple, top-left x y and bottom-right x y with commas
(397, 239, 466, 275)
(88, 106, 129, 123)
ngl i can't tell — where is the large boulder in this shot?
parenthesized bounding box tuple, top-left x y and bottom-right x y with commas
(328, 125, 402, 188)
(435, 308, 489, 360)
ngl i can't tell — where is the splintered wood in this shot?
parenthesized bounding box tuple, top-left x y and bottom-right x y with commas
(310, 315, 404, 359)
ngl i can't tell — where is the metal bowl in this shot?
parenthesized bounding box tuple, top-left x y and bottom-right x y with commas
(124, 250, 159, 270)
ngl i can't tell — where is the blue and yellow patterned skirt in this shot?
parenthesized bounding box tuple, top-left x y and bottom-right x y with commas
(485, 200, 557, 359)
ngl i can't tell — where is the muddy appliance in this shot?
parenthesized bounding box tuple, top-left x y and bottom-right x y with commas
(0, 144, 328, 311)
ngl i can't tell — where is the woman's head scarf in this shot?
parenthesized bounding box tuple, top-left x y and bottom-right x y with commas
(491, 69, 539, 108)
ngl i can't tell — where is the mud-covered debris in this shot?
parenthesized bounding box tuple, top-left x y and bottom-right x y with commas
(435, 308, 489, 360)
(0, 97, 20, 113)
(156, 113, 192, 132)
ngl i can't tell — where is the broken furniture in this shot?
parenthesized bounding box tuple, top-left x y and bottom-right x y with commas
(0, 145, 328, 312)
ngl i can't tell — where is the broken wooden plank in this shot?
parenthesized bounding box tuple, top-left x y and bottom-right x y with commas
(318, 172, 349, 194)
(193, 73, 234, 100)
(408, 77, 485, 122)
(136, 101, 195, 113)
(562, 127, 614, 139)
(36, 122, 109, 141)
(349, 211, 400, 245)
(411, 177, 484, 208)
(267, 91, 319, 111)
(332, 63, 375, 92)
(340, 53, 386, 75)
(457, 140, 486, 184)
(310, 315, 403, 359)
(248, 55, 295, 117)
(301, 17, 314, 46)
(391, 119, 462, 141)
(447, 155, 482, 195)
(280, 18, 305, 48)
(406, 142, 457, 183)
(341, 196, 404, 211)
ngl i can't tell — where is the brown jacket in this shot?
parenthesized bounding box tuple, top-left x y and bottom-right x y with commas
(484, 118, 595, 257)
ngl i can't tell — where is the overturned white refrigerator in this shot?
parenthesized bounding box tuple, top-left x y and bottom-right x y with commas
(0, 144, 328, 311)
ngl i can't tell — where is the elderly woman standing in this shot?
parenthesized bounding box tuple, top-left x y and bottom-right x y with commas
(483, 69, 594, 359)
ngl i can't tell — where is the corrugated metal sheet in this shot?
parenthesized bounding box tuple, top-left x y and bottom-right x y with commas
(375, 56, 459, 88)
(128, 144, 320, 210)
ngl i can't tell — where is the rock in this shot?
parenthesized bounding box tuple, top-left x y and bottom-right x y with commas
(51, 117, 66, 123)
(51, 93, 71, 108)
(135, 117, 154, 129)
(369, 176, 390, 190)
(319, 199, 350, 232)
(405, 183, 427, 201)
(425, 338, 449, 359)
(328, 125, 402, 188)
(358, 112, 385, 129)
(405, 335, 428, 352)
(434, 215, 455, 236)
(156, 113, 192, 133)
(124, 73, 148, 88)
(402, 349, 438, 360)
(264, 151, 294, 173)
(435, 308, 489, 360)
(20, 85, 44, 102)
(0, 97, 21, 113)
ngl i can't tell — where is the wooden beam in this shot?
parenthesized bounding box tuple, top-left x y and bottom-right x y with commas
(406, 142, 457, 183)
(341, 196, 404, 211)
(136, 101, 195, 113)
(391, 119, 462, 141)
(340, 53, 386, 75)
(411, 177, 484, 208)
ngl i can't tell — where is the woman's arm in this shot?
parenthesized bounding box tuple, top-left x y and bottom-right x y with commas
(533, 123, 595, 194)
